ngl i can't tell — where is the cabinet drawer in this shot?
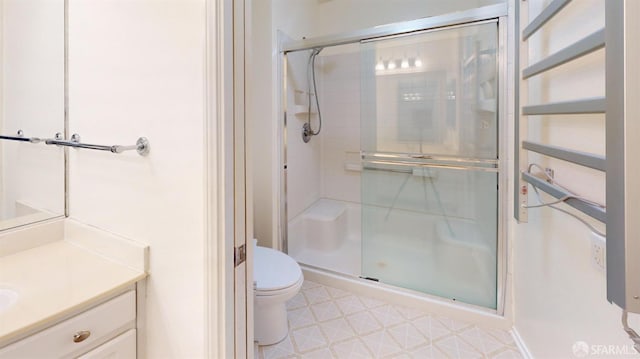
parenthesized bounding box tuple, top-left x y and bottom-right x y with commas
(0, 291, 135, 359)
(78, 329, 136, 359)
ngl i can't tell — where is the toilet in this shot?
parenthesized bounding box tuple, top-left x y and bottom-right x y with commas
(253, 241, 304, 345)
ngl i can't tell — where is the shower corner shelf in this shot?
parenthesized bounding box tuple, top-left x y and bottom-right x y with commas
(294, 112, 317, 117)
(292, 105, 316, 116)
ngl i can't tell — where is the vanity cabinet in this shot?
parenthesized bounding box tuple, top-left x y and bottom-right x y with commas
(78, 329, 137, 359)
(0, 290, 137, 358)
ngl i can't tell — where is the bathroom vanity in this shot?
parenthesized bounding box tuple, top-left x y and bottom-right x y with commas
(0, 2, 150, 356)
(0, 220, 148, 358)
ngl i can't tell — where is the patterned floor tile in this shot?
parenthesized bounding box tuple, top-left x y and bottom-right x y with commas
(435, 316, 474, 332)
(288, 307, 316, 329)
(431, 319, 458, 340)
(486, 328, 516, 346)
(395, 305, 427, 320)
(319, 317, 356, 343)
(389, 353, 412, 359)
(303, 286, 332, 304)
(335, 295, 366, 315)
(411, 315, 434, 340)
(260, 335, 296, 359)
(490, 347, 525, 359)
(408, 344, 454, 359)
(369, 304, 405, 327)
(286, 292, 308, 311)
(291, 325, 328, 353)
(327, 286, 350, 299)
(331, 338, 373, 358)
(458, 326, 508, 354)
(304, 347, 336, 358)
(361, 330, 404, 357)
(434, 335, 484, 359)
(258, 280, 524, 359)
(430, 345, 452, 359)
(302, 280, 321, 290)
(411, 315, 453, 340)
(387, 322, 430, 350)
(359, 295, 386, 309)
(346, 311, 383, 335)
(409, 344, 438, 359)
(310, 301, 342, 322)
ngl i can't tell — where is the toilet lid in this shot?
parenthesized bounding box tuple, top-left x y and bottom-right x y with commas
(254, 246, 302, 291)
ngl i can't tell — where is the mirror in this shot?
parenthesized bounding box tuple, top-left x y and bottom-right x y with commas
(0, 0, 66, 231)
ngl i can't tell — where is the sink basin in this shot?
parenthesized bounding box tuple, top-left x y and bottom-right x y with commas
(0, 288, 19, 313)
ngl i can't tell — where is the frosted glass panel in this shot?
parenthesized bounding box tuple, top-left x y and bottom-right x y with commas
(360, 21, 499, 309)
(361, 166, 498, 308)
(361, 22, 498, 159)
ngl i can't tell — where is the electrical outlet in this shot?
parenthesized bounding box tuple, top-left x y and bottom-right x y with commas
(590, 232, 606, 272)
(545, 167, 554, 182)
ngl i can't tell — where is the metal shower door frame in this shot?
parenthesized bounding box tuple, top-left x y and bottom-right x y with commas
(278, 4, 510, 315)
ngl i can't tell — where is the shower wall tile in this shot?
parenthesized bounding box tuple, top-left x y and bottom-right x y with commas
(319, 52, 362, 204)
(287, 129, 322, 220)
(286, 50, 323, 220)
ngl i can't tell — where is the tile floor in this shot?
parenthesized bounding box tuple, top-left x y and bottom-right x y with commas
(257, 280, 524, 359)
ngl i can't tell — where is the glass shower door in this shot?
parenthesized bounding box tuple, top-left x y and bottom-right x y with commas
(360, 21, 499, 309)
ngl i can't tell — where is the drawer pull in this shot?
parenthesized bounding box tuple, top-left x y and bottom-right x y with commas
(73, 330, 91, 343)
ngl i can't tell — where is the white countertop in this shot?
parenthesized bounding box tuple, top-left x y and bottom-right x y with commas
(0, 240, 147, 345)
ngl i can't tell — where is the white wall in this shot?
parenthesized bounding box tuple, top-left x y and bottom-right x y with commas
(514, 0, 640, 356)
(67, 0, 207, 357)
(0, 0, 65, 223)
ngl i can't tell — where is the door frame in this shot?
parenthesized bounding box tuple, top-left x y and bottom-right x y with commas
(205, 0, 252, 357)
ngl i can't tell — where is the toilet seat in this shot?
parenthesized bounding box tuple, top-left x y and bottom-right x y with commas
(254, 246, 303, 294)
(256, 276, 304, 297)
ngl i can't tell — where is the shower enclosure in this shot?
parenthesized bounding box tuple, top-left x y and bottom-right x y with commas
(281, 7, 506, 311)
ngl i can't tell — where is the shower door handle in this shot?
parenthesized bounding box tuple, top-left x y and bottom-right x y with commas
(409, 154, 432, 160)
(362, 160, 498, 173)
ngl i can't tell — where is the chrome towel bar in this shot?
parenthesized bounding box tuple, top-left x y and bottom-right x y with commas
(45, 133, 150, 156)
(0, 130, 42, 143)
